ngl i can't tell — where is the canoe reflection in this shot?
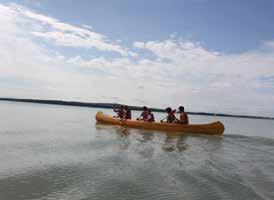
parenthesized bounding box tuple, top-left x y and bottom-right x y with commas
(162, 135, 189, 152)
(95, 122, 189, 152)
(96, 122, 130, 136)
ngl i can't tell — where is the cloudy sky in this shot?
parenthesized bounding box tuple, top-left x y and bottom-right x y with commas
(0, 0, 274, 116)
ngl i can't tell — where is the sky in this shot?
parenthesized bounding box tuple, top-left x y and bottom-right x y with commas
(0, 0, 274, 117)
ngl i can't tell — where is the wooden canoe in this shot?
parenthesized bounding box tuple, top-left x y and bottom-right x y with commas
(95, 111, 225, 135)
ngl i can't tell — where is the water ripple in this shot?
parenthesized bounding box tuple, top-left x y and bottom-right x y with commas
(0, 104, 274, 199)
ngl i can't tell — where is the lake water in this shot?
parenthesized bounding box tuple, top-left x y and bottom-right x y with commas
(0, 101, 274, 200)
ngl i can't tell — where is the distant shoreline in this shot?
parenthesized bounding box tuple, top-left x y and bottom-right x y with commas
(0, 97, 273, 120)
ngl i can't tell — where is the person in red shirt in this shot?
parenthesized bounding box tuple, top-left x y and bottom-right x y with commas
(177, 106, 189, 124)
(124, 106, 131, 120)
(113, 105, 124, 118)
(161, 107, 176, 123)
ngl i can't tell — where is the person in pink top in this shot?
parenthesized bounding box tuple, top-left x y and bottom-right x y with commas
(138, 106, 149, 120)
(146, 110, 155, 122)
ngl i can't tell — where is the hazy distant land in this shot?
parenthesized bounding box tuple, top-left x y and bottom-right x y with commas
(0, 97, 273, 120)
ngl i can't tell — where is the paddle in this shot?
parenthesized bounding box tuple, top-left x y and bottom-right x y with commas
(160, 109, 177, 122)
(160, 116, 168, 122)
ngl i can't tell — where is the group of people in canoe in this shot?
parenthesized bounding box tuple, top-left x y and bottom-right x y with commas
(114, 105, 189, 124)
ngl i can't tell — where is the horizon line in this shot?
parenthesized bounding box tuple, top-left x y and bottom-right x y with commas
(0, 97, 273, 120)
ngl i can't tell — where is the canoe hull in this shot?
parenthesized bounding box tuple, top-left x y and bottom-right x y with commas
(95, 111, 224, 135)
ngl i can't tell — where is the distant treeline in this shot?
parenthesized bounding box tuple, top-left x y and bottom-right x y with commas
(0, 98, 164, 112)
(0, 97, 273, 120)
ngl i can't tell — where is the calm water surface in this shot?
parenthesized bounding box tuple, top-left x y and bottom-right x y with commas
(0, 102, 274, 200)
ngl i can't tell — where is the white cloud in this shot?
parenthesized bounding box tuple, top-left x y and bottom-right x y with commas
(9, 4, 135, 56)
(133, 41, 145, 49)
(81, 24, 93, 30)
(134, 38, 274, 78)
(264, 40, 274, 49)
(0, 3, 274, 116)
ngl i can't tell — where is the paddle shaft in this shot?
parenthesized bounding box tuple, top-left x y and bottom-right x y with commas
(160, 109, 177, 122)
(160, 116, 168, 121)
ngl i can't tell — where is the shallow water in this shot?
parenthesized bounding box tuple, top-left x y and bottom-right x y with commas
(0, 102, 274, 200)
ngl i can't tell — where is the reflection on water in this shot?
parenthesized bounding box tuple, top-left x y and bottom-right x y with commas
(96, 123, 190, 153)
(162, 135, 189, 152)
(0, 102, 274, 200)
(96, 122, 130, 136)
